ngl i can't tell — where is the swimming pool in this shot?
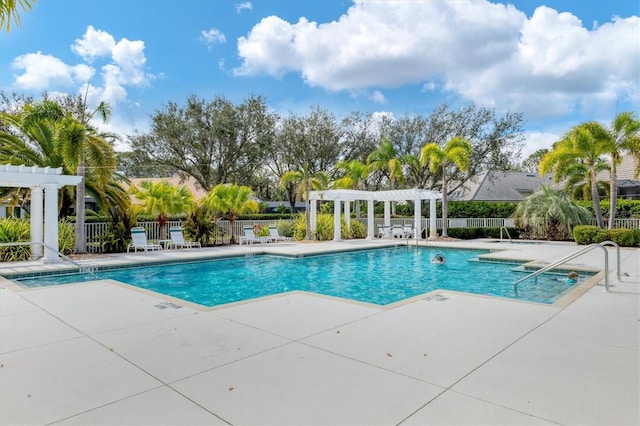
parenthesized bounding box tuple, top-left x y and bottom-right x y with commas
(10, 247, 579, 306)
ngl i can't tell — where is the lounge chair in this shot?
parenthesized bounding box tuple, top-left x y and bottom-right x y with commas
(392, 225, 405, 238)
(377, 225, 391, 238)
(268, 225, 291, 242)
(239, 226, 259, 245)
(169, 226, 201, 249)
(127, 227, 162, 253)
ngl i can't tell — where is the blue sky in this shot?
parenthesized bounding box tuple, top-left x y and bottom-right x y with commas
(1, 0, 638, 159)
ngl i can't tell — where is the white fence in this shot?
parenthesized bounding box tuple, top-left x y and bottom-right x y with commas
(83, 217, 640, 253)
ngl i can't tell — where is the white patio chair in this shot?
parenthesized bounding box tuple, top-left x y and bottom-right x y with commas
(268, 225, 291, 242)
(392, 225, 405, 238)
(127, 227, 162, 253)
(377, 225, 392, 238)
(169, 226, 201, 249)
(239, 226, 259, 245)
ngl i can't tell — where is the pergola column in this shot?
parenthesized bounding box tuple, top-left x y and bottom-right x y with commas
(344, 201, 351, 228)
(384, 201, 391, 227)
(414, 199, 422, 240)
(43, 183, 60, 263)
(309, 199, 317, 238)
(429, 198, 438, 239)
(366, 199, 375, 240)
(333, 199, 342, 241)
(30, 185, 44, 259)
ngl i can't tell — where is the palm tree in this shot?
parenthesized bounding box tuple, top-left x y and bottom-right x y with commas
(203, 183, 258, 244)
(539, 124, 609, 228)
(584, 112, 640, 228)
(0, 0, 35, 31)
(420, 136, 473, 237)
(367, 138, 404, 214)
(512, 185, 593, 240)
(1, 99, 117, 252)
(333, 159, 370, 219)
(131, 180, 194, 240)
(558, 159, 609, 202)
(280, 166, 330, 240)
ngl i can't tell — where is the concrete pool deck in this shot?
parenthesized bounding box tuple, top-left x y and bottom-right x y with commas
(0, 239, 638, 425)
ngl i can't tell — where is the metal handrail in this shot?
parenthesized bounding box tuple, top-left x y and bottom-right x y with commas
(499, 226, 512, 243)
(599, 240, 622, 282)
(513, 243, 611, 295)
(0, 241, 97, 277)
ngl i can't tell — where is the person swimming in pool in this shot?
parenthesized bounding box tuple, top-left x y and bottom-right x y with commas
(566, 271, 579, 284)
(431, 253, 446, 264)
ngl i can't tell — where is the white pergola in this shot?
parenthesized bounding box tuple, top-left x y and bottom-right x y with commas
(308, 189, 443, 241)
(1, 164, 82, 263)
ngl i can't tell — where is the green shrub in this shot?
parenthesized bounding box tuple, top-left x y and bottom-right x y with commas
(349, 220, 367, 238)
(0, 218, 30, 261)
(446, 227, 520, 240)
(58, 220, 76, 255)
(606, 229, 637, 247)
(292, 213, 366, 241)
(573, 225, 638, 247)
(0, 218, 76, 261)
(573, 225, 598, 245)
(275, 219, 293, 238)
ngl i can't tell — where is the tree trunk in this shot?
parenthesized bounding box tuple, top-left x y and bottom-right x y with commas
(608, 161, 617, 229)
(74, 162, 86, 253)
(589, 167, 605, 228)
(305, 199, 311, 240)
(390, 178, 396, 216)
(304, 182, 311, 240)
(441, 169, 448, 237)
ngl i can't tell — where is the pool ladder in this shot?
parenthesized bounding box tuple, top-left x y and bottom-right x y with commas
(0, 241, 98, 278)
(499, 226, 512, 243)
(512, 241, 622, 296)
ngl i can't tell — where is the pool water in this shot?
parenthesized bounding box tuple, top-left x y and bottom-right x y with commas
(12, 247, 577, 306)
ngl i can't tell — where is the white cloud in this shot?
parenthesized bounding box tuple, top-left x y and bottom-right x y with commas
(200, 28, 226, 49)
(11, 26, 154, 109)
(521, 131, 560, 158)
(12, 52, 95, 90)
(71, 25, 115, 62)
(370, 90, 386, 104)
(235, 0, 639, 119)
(111, 38, 150, 85)
(236, 2, 253, 13)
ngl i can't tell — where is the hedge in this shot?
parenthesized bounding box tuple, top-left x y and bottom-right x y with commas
(423, 227, 520, 240)
(573, 225, 639, 247)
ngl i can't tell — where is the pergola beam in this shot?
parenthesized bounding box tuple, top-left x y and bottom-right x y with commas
(1, 164, 82, 263)
(308, 189, 443, 241)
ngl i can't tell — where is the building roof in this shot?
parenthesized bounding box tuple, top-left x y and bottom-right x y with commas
(455, 171, 553, 202)
(596, 155, 639, 181)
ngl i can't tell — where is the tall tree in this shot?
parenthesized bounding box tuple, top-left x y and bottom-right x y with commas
(0, 0, 34, 31)
(539, 124, 609, 228)
(557, 159, 609, 202)
(586, 112, 640, 228)
(265, 107, 343, 208)
(131, 180, 194, 240)
(0, 99, 116, 250)
(420, 137, 473, 238)
(280, 166, 330, 240)
(519, 149, 549, 173)
(203, 183, 259, 244)
(333, 159, 370, 219)
(129, 94, 276, 191)
(367, 137, 404, 214)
